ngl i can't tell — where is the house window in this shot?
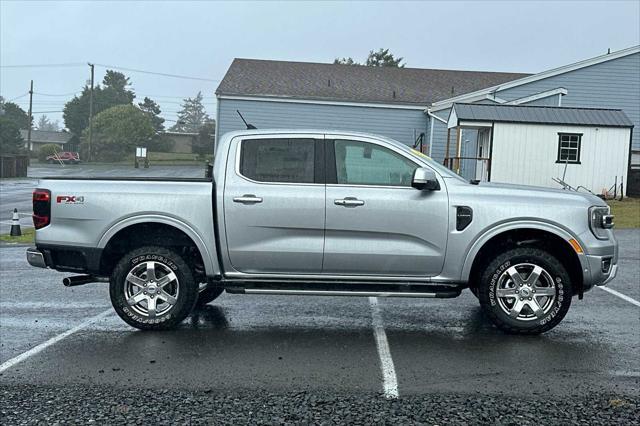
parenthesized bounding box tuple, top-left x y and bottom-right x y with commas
(556, 133, 582, 164)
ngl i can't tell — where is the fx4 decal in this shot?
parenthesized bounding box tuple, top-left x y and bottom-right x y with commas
(57, 195, 85, 204)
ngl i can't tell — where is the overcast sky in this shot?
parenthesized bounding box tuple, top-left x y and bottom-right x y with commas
(1, 0, 639, 127)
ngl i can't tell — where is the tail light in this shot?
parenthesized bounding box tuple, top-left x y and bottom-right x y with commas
(33, 189, 51, 229)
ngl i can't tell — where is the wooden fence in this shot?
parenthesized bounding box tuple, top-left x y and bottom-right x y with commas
(0, 155, 29, 178)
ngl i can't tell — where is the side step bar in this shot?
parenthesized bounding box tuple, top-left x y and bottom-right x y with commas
(224, 281, 462, 299)
(243, 288, 458, 298)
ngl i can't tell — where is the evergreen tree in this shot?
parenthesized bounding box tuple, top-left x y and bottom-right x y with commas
(170, 92, 211, 133)
(138, 97, 165, 132)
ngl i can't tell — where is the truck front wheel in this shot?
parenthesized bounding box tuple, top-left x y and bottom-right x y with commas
(110, 246, 199, 330)
(478, 247, 572, 335)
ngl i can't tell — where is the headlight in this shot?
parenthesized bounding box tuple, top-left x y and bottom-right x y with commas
(589, 206, 614, 240)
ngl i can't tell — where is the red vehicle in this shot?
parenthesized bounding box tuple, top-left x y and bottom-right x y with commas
(46, 151, 81, 164)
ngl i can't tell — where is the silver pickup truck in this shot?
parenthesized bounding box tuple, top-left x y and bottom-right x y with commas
(27, 129, 618, 334)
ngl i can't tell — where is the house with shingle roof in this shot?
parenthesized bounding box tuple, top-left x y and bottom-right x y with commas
(215, 58, 528, 148)
(19, 129, 73, 152)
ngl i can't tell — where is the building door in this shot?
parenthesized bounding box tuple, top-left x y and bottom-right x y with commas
(475, 128, 492, 181)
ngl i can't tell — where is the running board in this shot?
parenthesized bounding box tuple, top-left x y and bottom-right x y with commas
(224, 281, 462, 299)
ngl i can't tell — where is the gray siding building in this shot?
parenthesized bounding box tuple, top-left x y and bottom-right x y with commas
(215, 59, 527, 150)
(216, 46, 639, 175)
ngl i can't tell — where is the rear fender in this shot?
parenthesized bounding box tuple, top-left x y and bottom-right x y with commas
(97, 214, 219, 276)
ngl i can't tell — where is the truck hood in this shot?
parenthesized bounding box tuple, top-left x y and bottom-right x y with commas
(474, 181, 606, 207)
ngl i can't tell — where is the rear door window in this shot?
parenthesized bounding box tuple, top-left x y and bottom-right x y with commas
(240, 138, 316, 183)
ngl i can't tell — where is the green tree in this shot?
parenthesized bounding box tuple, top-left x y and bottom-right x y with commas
(192, 119, 215, 159)
(333, 48, 405, 67)
(0, 97, 31, 129)
(37, 115, 60, 131)
(0, 116, 25, 154)
(170, 92, 210, 133)
(83, 104, 154, 162)
(365, 48, 404, 67)
(138, 97, 165, 132)
(63, 70, 135, 138)
(333, 57, 358, 65)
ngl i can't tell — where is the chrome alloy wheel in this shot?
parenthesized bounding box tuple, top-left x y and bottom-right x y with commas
(495, 263, 557, 321)
(124, 261, 179, 318)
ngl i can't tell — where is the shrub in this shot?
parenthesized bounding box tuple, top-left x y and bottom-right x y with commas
(38, 144, 62, 162)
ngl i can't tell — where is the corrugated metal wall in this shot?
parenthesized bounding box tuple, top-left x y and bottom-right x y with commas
(217, 98, 428, 147)
(491, 123, 631, 195)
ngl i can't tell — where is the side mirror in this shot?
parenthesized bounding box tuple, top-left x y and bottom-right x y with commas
(411, 168, 440, 191)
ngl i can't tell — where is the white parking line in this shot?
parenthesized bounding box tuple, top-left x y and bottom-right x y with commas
(0, 309, 112, 374)
(598, 286, 640, 307)
(369, 297, 399, 399)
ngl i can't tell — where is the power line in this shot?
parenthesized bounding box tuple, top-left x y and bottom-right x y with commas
(5, 93, 29, 102)
(34, 91, 81, 97)
(0, 63, 85, 68)
(94, 63, 219, 82)
(31, 110, 64, 113)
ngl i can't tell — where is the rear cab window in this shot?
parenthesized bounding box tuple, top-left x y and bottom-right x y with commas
(239, 138, 318, 183)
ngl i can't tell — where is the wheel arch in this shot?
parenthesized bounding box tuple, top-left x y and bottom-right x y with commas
(98, 215, 219, 277)
(463, 221, 585, 297)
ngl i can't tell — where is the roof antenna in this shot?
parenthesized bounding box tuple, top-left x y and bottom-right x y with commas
(237, 110, 257, 129)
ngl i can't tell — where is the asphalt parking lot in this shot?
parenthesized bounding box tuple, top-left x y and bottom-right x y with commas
(0, 230, 638, 424)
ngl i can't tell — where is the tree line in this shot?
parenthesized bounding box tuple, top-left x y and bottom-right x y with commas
(0, 70, 214, 161)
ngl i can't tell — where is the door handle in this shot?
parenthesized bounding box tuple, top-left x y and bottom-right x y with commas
(233, 194, 263, 204)
(334, 197, 365, 207)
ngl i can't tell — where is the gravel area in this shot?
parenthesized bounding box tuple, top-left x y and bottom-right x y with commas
(1, 385, 638, 425)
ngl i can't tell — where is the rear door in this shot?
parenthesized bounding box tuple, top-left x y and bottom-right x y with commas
(223, 135, 326, 274)
(323, 137, 448, 277)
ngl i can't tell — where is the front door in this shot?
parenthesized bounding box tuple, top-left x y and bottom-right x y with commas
(223, 135, 325, 274)
(323, 138, 449, 277)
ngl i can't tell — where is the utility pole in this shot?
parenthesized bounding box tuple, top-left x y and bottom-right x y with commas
(27, 80, 33, 151)
(87, 63, 95, 162)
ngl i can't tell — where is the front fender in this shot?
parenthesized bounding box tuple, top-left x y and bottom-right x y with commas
(98, 214, 220, 277)
(460, 219, 586, 282)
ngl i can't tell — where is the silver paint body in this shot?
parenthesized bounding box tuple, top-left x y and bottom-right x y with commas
(34, 129, 617, 289)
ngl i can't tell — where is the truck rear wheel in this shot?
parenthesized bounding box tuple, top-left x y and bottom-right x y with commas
(478, 247, 572, 335)
(110, 246, 198, 330)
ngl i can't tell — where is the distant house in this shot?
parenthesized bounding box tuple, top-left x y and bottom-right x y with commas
(20, 129, 73, 152)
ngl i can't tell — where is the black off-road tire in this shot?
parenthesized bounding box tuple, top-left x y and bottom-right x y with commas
(196, 286, 224, 306)
(478, 247, 572, 335)
(110, 246, 198, 330)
